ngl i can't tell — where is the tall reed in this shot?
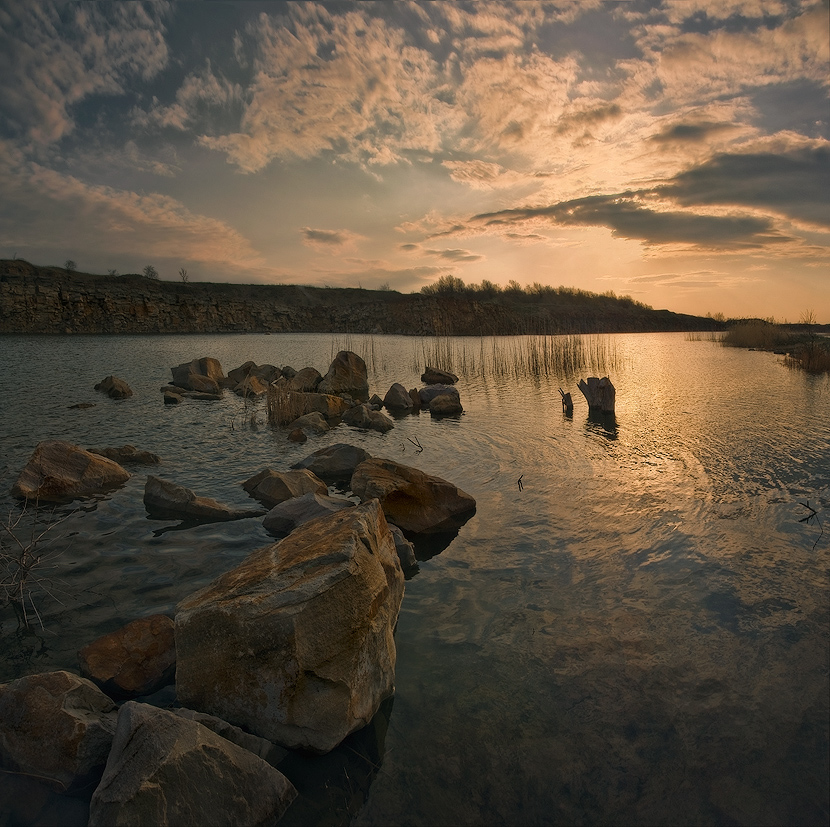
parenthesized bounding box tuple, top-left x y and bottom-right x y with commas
(417, 333, 620, 380)
(266, 380, 307, 426)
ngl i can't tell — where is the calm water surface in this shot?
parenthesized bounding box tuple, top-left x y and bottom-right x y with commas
(0, 332, 827, 826)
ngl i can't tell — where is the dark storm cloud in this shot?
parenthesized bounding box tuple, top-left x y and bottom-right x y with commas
(662, 146, 830, 228)
(301, 228, 350, 246)
(473, 192, 790, 248)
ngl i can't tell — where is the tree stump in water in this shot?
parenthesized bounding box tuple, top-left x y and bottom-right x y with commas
(577, 377, 615, 413)
(558, 388, 573, 414)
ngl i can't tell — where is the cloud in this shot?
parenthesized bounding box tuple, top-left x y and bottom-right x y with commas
(649, 120, 741, 144)
(472, 192, 793, 249)
(0, 1, 169, 144)
(0, 138, 263, 268)
(662, 144, 830, 229)
(400, 242, 484, 262)
(301, 227, 366, 251)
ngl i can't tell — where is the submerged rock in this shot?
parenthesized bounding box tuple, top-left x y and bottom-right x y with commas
(88, 445, 161, 465)
(0, 671, 117, 790)
(287, 411, 329, 435)
(88, 702, 296, 827)
(175, 500, 404, 753)
(429, 393, 463, 415)
(78, 614, 176, 700)
(351, 458, 476, 535)
(10, 440, 130, 502)
(343, 404, 395, 432)
(94, 375, 133, 399)
(144, 476, 265, 523)
(418, 384, 460, 406)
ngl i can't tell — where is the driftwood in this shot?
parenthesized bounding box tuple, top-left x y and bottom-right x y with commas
(558, 388, 573, 414)
(577, 377, 615, 413)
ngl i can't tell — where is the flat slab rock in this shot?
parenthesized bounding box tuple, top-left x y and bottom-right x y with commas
(144, 475, 265, 523)
(242, 468, 327, 509)
(351, 457, 476, 535)
(175, 499, 404, 753)
(262, 490, 354, 537)
(79, 614, 176, 700)
(88, 701, 296, 827)
(10, 440, 130, 502)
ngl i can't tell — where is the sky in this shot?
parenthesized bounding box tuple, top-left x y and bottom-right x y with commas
(0, 1, 828, 321)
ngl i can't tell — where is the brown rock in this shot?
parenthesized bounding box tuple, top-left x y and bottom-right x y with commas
(88, 445, 161, 465)
(421, 366, 459, 385)
(242, 468, 328, 508)
(429, 393, 463, 415)
(175, 500, 404, 753)
(291, 443, 372, 483)
(350, 458, 476, 534)
(234, 374, 268, 398)
(289, 366, 323, 392)
(288, 427, 307, 443)
(88, 702, 297, 827)
(78, 614, 176, 700)
(262, 491, 354, 537)
(0, 671, 117, 790)
(10, 440, 130, 502)
(317, 350, 369, 400)
(144, 476, 265, 522)
(383, 382, 414, 410)
(94, 375, 133, 399)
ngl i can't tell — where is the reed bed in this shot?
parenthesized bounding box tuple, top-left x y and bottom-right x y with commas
(265, 381, 308, 427)
(417, 333, 621, 380)
(721, 322, 791, 350)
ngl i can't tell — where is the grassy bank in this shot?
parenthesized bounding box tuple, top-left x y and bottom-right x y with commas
(722, 321, 830, 374)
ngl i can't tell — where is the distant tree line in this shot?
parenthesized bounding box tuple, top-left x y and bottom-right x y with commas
(420, 273, 651, 310)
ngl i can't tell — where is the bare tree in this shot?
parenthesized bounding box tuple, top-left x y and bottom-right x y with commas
(179, 267, 189, 283)
(107, 268, 118, 277)
(143, 264, 159, 280)
(64, 259, 76, 273)
(800, 308, 817, 327)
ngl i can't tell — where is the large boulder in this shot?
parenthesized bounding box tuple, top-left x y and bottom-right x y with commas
(226, 360, 257, 386)
(88, 702, 297, 827)
(383, 383, 414, 411)
(421, 366, 458, 385)
(262, 491, 353, 537)
(144, 476, 265, 522)
(242, 468, 328, 508)
(351, 458, 476, 535)
(88, 445, 161, 465)
(418, 384, 460, 406)
(318, 350, 369, 401)
(94, 375, 133, 399)
(10, 440, 130, 502)
(175, 500, 405, 753)
(78, 614, 176, 700)
(289, 366, 323, 393)
(291, 443, 371, 483)
(0, 671, 117, 790)
(170, 357, 224, 393)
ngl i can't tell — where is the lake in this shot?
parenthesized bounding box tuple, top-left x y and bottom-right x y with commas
(0, 332, 827, 826)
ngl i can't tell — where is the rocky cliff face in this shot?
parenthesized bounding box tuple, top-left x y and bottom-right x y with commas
(0, 260, 715, 336)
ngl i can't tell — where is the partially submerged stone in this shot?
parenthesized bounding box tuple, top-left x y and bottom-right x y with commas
(383, 382, 414, 411)
(88, 445, 161, 465)
(351, 458, 476, 535)
(88, 702, 297, 827)
(291, 443, 372, 483)
(317, 350, 369, 401)
(262, 491, 353, 537)
(429, 393, 463, 415)
(289, 366, 323, 393)
(234, 374, 269, 398)
(78, 614, 176, 700)
(421, 366, 458, 385)
(242, 468, 328, 508)
(0, 671, 117, 790)
(170, 357, 224, 394)
(94, 375, 133, 399)
(10, 440, 130, 502)
(144, 476, 265, 522)
(288, 411, 329, 434)
(418, 384, 460, 406)
(343, 404, 395, 432)
(176, 500, 405, 753)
